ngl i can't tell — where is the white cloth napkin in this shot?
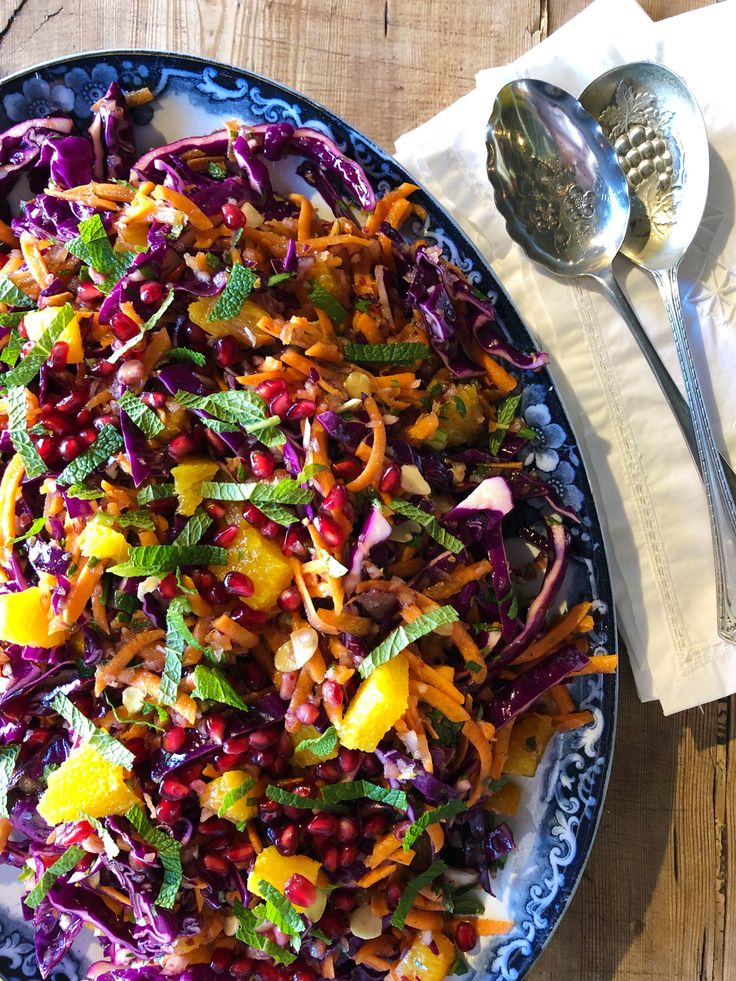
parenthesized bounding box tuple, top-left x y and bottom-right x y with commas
(395, 0, 736, 714)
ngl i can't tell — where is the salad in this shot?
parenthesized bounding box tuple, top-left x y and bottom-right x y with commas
(0, 81, 616, 981)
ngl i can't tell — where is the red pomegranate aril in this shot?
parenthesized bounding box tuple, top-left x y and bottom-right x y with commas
(336, 817, 359, 842)
(213, 335, 242, 367)
(44, 413, 73, 436)
(230, 957, 255, 976)
(118, 358, 147, 389)
(338, 747, 360, 773)
(242, 660, 267, 690)
(59, 436, 82, 462)
(93, 413, 117, 431)
(362, 813, 389, 837)
(321, 483, 347, 511)
(57, 820, 93, 847)
(295, 702, 319, 725)
(455, 920, 478, 953)
(77, 281, 102, 303)
(159, 573, 179, 599)
(276, 822, 300, 855)
(286, 399, 316, 422)
(125, 737, 148, 764)
(205, 713, 227, 744)
(269, 392, 292, 417)
(386, 881, 403, 910)
(338, 843, 358, 865)
(284, 873, 316, 909)
(204, 580, 229, 605)
(249, 728, 278, 750)
(204, 502, 227, 521)
(378, 463, 402, 495)
(167, 432, 197, 460)
(56, 386, 89, 414)
(360, 753, 382, 777)
(332, 457, 362, 481)
(270, 755, 289, 777)
(142, 391, 166, 409)
(282, 526, 308, 558)
(256, 377, 288, 401)
(224, 842, 254, 863)
(162, 726, 186, 753)
(221, 202, 246, 229)
(213, 525, 239, 547)
(314, 759, 341, 782)
(314, 513, 346, 548)
(317, 909, 346, 939)
(223, 571, 254, 598)
(307, 813, 338, 837)
(91, 359, 117, 379)
(161, 778, 189, 800)
(242, 502, 266, 528)
(203, 854, 229, 874)
(210, 948, 233, 975)
(322, 680, 343, 708)
(35, 436, 58, 465)
(222, 735, 250, 755)
(260, 520, 280, 540)
(230, 603, 268, 629)
(291, 967, 317, 981)
(259, 800, 282, 824)
(278, 586, 301, 612)
(331, 887, 358, 912)
(249, 448, 275, 479)
(47, 341, 69, 371)
(78, 427, 98, 447)
(139, 280, 163, 304)
(77, 410, 92, 426)
(250, 748, 276, 770)
(156, 799, 182, 824)
(199, 817, 231, 836)
(178, 762, 203, 785)
(110, 311, 140, 341)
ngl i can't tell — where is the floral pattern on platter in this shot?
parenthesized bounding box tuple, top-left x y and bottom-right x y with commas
(0, 52, 617, 981)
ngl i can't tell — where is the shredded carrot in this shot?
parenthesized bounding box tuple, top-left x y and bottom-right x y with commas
(0, 454, 25, 549)
(366, 832, 404, 869)
(549, 684, 576, 715)
(463, 719, 493, 806)
(404, 909, 444, 931)
(141, 327, 172, 373)
(354, 937, 396, 966)
(117, 667, 197, 725)
(569, 654, 618, 675)
(451, 917, 514, 936)
(151, 185, 213, 230)
(0, 817, 10, 853)
(212, 615, 258, 650)
(517, 602, 593, 664)
(423, 560, 492, 600)
(410, 681, 470, 723)
(365, 183, 419, 235)
(404, 651, 464, 705)
(551, 710, 595, 731)
(62, 560, 106, 626)
(346, 396, 386, 492)
(490, 718, 515, 779)
(94, 629, 165, 694)
(247, 822, 263, 854)
(19, 231, 53, 288)
(289, 193, 315, 242)
(356, 863, 395, 888)
(0, 218, 17, 246)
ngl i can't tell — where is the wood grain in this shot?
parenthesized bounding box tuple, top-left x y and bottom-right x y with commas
(0, 1, 731, 979)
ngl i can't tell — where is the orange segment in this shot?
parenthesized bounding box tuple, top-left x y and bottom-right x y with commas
(198, 770, 259, 825)
(24, 308, 85, 363)
(247, 845, 321, 908)
(216, 520, 293, 612)
(171, 458, 219, 516)
(188, 296, 269, 344)
(37, 744, 140, 825)
(0, 586, 67, 648)
(290, 725, 339, 767)
(339, 654, 409, 752)
(78, 521, 129, 564)
(389, 934, 455, 981)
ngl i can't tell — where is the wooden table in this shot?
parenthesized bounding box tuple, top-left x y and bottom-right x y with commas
(0, 0, 731, 978)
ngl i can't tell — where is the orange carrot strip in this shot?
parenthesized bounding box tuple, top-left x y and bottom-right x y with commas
(0, 817, 11, 852)
(365, 183, 419, 235)
(94, 629, 166, 695)
(0, 454, 25, 549)
(289, 194, 314, 242)
(346, 396, 386, 492)
(451, 917, 514, 936)
(62, 561, 105, 626)
(551, 710, 595, 731)
(0, 218, 17, 246)
(423, 560, 492, 600)
(247, 822, 263, 854)
(404, 910, 444, 931)
(469, 339, 518, 396)
(356, 864, 395, 888)
(463, 719, 494, 806)
(568, 654, 618, 675)
(366, 832, 403, 869)
(404, 651, 464, 705)
(212, 615, 258, 650)
(490, 718, 515, 779)
(409, 681, 470, 723)
(117, 667, 197, 725)
(151, 185, 213, 230)
(549, 684, 576, 715)
(141, 327, 172, 373)
(516, 602, 592, 664)
(19, 231, 53, 288)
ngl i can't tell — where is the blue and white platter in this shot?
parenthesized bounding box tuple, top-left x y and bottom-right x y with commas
(0, 51, 617, 981)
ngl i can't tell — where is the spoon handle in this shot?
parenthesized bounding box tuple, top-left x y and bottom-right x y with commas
(652, 265, 736, 644)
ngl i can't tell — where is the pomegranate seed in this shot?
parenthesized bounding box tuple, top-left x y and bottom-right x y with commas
(290, 967, 316, 981)
(251, 749, 276, 770)
(295, 702, 318, 725)
(91, 359, 117, 378)
(77, 281, 102, 303)
(322, 680, 343, 708)
(59, 436, 81, 462)
(222, 735, 250, 755)
(249, 729, 278, 750)
(57, 820, 93, 846)
(362, 813, 389, 836)
(256, 378, 288, 402)
(360, 754, 382, 777)
(126, 737, 148, 763)
(203, 854, 229, 874)
(213, 525, 239, 547)
(223, 571, 254, 598)
(317, 909, 347, 938)
(224, 842, 254, 863)
(259, 800, 282, 824)
(276, 822, 300, 855)
(230, 603, 268, 629)
(156, 799, 181, 824)
(379, 463, 402, 495)
(178, 761, 203, 784)
(242, 660, 267, 689)
(242, 502, 266, 528)
(44, 413, 73, 436)
(307, 813, 338, 837)
(205, 502, 227, 520)
(210, 948, 233, 975)
(269, 392, 292, 417)
(118, 358, 147, 389)
(221, 203, 246, 229)
(314, 513, 346, 548)
(94, 413, 117, 431)
(386, 881, 403, 910)
(249, 448, 274, 479)
(284, 873, 316, 908)
(56, 386, 89, 414)
(205, 713, 227, 744)
(110, 311, 140, 341)
(315, 759, 341, 782)
(231, 957, 255, 976)
(161, 778, 189, 800)
(199, 819, 232, 838)
(331, 887, 358, 912)
(162, 726, 186, 753)
(321, 483, 347, 511)
(142, 391, 166, 408)
(47, 341, 68, 371)
(276, 731, 292, 758)
(278, 586, 301, 612)
(282, 526, 308, 558)
(338, 843, 358, 865)
(455, 920, 478, 952)
(26, 728, 49, 748)
(213, 335, 242, 368)
(332, 457, 362, 481)
(204, 580, 229, 605)
(77, 410, 92, 425)
(286, 399, 316, 422)
(159, 573, 179, 599)
(167, 432, 197, 459)
(338, 747, 360, 773)
(260, 520, 280, 539)
(185, 322, 208, 350)
(336, 816, 359, 842)
(35, 436, 58, 464)
(139, 280, 163, 304)
(78, 427, 98, 447)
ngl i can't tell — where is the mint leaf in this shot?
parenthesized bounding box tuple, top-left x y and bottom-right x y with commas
(137, 483, 175, 503)
(2, 304, 74, 389)
(0, 745, 19, 818)
(200, 479, 312, 506)
(0, 275, 33, 309)
(296, 463, 327, 483)
(255, 880, 305, 943)
(160, 596, 194, 707)
(267, 271, 295, 287)
(207, 162, 227, 179)
(390, 859, 448, 929)
(307, 280, 347, 324)
(319, 780, 408, 811)
(9, 515, 46, 544)
(0, 312, 26, 329)
(191, 664, 248, 712)
(402, 800, 467, 851)
(56, 424, 123, 485)
(209, 264, 257, 321)
(119, 390, 165, 438)
(0, 329, 23, 366)
(343, 342, 428, 365)
(385, 498, 463, 555)
(489, 393, 522, 455)
(359, 605, 459, 678)
(161, 347, 207, 367)
(66, 483, 105, 500)
(175, 388, 285, 447)
(265, 785, 335, 812)
(52, 693, 135, 768)
(141, 290, 175, 332)
(125, 805, 182, 908)
(232, 900, 297, 965)
(293, 726, 338, 759)
(7, 386, 45, 478)
(24, 845, 85, 910)
(174, 509, 212, 547)
(82, 813, 120, 858)
(114, 509, 156, 531)
(354, 297, 372, 312)
(106, 543, 227, 577)
(218, 776, 256, 818)
(67, 214, 134, 282)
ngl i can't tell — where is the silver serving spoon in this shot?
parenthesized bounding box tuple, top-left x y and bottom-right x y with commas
(580, 62, 736, 642)
(486, 78, 736, 643)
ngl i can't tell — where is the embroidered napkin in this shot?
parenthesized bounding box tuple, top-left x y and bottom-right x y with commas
(395, 0, 736, 714)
